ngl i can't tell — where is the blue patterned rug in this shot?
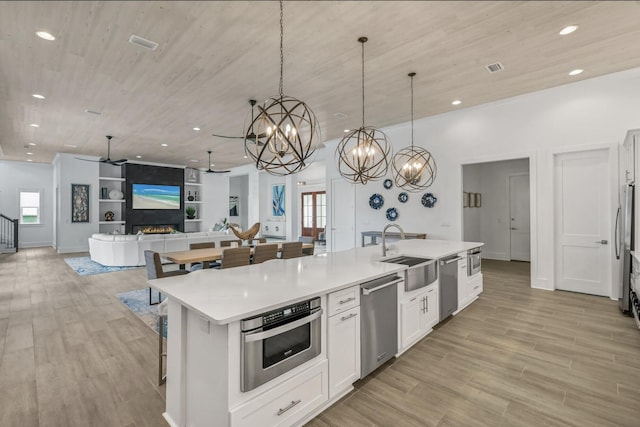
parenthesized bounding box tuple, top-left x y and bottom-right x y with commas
(64, 257, 140, 276)
(116, 288, 167, 337)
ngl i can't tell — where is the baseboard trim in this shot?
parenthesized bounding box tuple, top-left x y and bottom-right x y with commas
(482, 251, 509, 261)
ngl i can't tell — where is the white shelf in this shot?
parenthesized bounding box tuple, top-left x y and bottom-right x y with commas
(185, 200, 202, 204)
(99, 221, 125, 225)
(99, 176, 125, 182)
(185, 219, 202, 222)
(99, 199, 125, 203)
(185, 182, 202, 186)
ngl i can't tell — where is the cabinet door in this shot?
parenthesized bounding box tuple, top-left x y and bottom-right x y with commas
(400, 295, 423, 349)
(422, 287, 439, 331)
(468, 274, 483, 298)
(457, 263, 468, 308)
(328, 306, 360, 399)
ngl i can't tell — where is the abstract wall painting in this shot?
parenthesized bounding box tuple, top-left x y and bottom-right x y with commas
(272, 184, 285, 216)
(71, 184, 90, 223)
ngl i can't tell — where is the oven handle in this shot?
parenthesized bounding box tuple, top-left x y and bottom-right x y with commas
(243, 309, 323, 343)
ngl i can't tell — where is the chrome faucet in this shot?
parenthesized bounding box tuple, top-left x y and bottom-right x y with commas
(382, 223, 405, 257)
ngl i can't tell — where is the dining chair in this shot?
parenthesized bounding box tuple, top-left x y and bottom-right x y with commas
(220, 239, 243, 247)
(298, 236, 315, 256)
(189, 242, 218, 270)
(220, 247, 251, 269)
(144, 250, 189, 305)
(252, 243, 279, 264)
(280, 241, 303, 259)
(249, 237, 267, 245)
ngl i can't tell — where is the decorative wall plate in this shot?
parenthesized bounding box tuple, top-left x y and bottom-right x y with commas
(369, 193, 384, 210)
(421, 193, 437, 208)
(386, 207, 398, 221)
(108, 190, 124, 200)
(398, 192, 408, 203)
(383, 179, 393, 190)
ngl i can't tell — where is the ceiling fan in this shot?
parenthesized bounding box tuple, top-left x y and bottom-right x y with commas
(76, 135, 127, 165)
(190, 150, 230, 174)
(212, 99, 267, 146)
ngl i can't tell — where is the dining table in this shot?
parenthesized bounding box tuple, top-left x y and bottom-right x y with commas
(162, 242, 314, 269)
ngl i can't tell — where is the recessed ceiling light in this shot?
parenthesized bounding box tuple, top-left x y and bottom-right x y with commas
(452, 99, 462, 105)
(64, 144, 77, 148)
(210, 163, 215, 167)
(26, 152, 33, 155)
(36, 31, 55, 41)
(559, 25, 578, 35)
(128, 34, 159, 51)
(28, 142, 37, 146)
(569, 69, 584, 76)
(190, 159, 198, 162)
(243, 155, 248, 159)
(32, 94, 45, 99)
(27, 159, 33, 162)
(30, 123, 39, 128)
(161, 143, 168, 147)
(343, 129, 350, 133)
(136, 155, 142, 159)
(193, 127, 200, 131)
(333, 112, 348, 119)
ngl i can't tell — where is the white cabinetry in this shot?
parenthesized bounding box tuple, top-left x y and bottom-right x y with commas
(185, 170, 203, 232)
(399, 283, 439, 351)
(458, 272, 483, 312)
(327, 285, 360, 399)
(622, 130, 638, 183)
(98, 164, 124, 234)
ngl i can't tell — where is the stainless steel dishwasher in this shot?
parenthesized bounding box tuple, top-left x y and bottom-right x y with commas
(439, 255, 463, 321)
(360, 274, 403, 378)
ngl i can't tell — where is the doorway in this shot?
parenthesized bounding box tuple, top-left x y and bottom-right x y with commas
(330, 178, 355, 252)
(301, 191, 326, 239)
(509, 174, 530, 261)
(554, 148, 612, 297)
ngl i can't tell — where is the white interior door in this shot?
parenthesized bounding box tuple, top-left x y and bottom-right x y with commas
(509, 174, 531, 261)
(554, 149, 611, 296)
(330, 178, 355, 252)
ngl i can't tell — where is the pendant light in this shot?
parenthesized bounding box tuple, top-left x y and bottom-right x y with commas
(392, 72, 437, 191)
(336, 36, 392, 185)
(244, 0, 320, 176)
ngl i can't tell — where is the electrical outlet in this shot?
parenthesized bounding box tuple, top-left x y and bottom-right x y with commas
(199, 315, 210, 334)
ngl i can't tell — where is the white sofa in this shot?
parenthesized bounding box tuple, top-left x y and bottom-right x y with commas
(88, 231, 237, 267)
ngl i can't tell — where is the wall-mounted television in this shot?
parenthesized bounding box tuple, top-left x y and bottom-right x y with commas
(132, 183, 181, 210)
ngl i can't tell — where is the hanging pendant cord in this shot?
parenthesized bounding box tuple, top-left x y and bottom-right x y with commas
(279, 0, 284, 99)
(411, 74, 414, 148)
(361, 40, 365, 127)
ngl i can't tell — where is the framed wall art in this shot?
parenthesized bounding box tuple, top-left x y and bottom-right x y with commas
(71, 184, 90, 223)
(229, 195, 239, 217)
(272, 184, 285, 216)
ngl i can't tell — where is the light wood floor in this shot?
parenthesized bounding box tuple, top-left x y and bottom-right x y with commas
(1, 251, 639, 426)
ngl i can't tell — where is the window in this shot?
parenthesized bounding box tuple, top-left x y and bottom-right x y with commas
(20, 190, 41, 224)
(301, 191, 326, 239)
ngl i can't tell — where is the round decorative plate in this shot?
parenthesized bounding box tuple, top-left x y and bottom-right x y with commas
(421, 193, 437, 208)
(369, 193, 384, 210)
(386, 207, 398, 221)
(398, 192, 409, 203)
(108, 190, 124, 200)
(383, 179, 393, 190)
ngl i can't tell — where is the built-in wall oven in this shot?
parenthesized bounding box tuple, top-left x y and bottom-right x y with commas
(467, 248, 482, 276)
(240, 297, 322, 392)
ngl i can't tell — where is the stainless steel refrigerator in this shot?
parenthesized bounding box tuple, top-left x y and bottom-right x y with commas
(618, 183, 634, 313)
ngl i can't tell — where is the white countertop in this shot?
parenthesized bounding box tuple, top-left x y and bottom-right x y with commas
(149, 239, 483, 325)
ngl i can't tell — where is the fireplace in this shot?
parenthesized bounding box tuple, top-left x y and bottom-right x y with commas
(132, 224, 179, 234)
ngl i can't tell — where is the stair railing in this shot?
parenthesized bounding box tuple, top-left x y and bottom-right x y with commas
(0, 213, 18, 252)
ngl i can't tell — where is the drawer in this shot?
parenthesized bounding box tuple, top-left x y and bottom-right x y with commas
(468, 273, 483, 297)
(328, 285, 360, 316)
(230, 361, 328, 427)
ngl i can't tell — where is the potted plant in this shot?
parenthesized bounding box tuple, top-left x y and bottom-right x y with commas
(185, 206, 196, 219)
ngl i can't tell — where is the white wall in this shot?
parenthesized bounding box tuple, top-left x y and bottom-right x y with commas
(53, 153, 100, 253)
(229, 175, 249, 230)
(0, 160, 54, 248)
(463, 159, 529, 260)
(322, 66, 640, 290)
(201, 174, 230, 231)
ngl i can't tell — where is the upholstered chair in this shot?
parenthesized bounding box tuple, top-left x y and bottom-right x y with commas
(144, 250, 189, 304)
(280, 242, 303, 259)
(220, 247, 251, 269)
(252, 243, 279, 264)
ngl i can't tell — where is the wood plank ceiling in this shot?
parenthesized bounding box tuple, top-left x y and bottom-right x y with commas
(1, 1, 640, 169)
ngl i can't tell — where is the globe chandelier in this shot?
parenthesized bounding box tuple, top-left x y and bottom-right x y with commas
(391, 72, 437, 191)
(244, 0, 320, 176)
(336, 36, 392, 185)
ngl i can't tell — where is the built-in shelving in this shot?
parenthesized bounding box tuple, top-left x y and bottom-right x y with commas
(99, 221, 125, 225)
(99, 164, 125, 234)
(185, 171, 203, 232)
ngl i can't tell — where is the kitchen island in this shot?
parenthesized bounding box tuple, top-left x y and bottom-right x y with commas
(150, 239, 483, 427)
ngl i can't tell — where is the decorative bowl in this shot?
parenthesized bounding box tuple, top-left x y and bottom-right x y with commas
(369, 193, 384, 210)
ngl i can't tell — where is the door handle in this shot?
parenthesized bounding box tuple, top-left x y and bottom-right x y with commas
(510, 227, 517, 230)
(615, 206, 621, 259)
(595, 240, 608, 245)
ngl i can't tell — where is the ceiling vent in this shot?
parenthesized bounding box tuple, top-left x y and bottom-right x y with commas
(85, 109, 103, 116)
(485, 62, 504, 73)
(128, 34, 159, 51)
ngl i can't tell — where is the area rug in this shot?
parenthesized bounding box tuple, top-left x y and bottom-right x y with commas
(116, 288, 167, 337)
(64, 256, 139, 276)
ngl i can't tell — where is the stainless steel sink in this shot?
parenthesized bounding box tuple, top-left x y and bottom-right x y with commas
(380, 256, 438, 291)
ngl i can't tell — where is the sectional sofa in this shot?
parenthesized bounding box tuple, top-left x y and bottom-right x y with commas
(88, 231, 236, 267)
